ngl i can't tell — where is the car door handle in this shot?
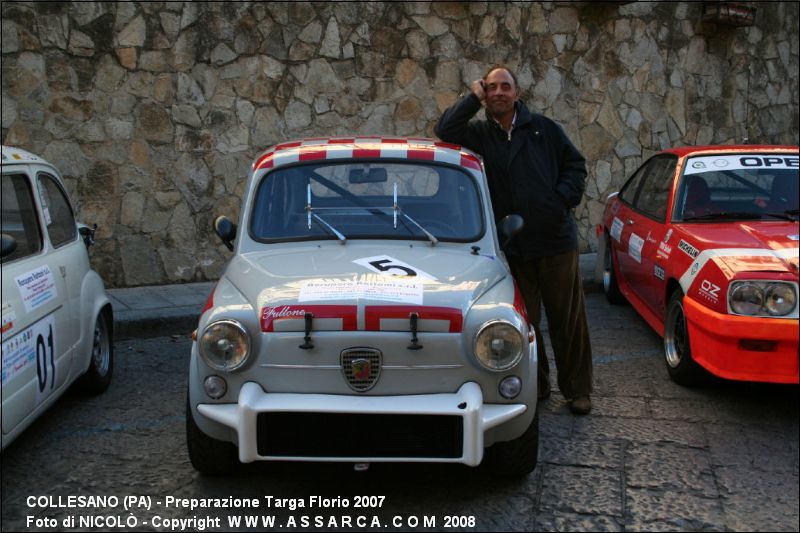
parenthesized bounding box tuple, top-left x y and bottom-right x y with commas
(626, 219, 634, 225)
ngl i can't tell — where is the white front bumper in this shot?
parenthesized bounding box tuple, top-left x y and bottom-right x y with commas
(197, 382, 527, 466)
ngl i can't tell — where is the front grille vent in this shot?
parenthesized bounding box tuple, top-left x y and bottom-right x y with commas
(340, 347, 382, 392)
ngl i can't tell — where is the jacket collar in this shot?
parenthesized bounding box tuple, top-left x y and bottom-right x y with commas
(488, 101, 534, 131)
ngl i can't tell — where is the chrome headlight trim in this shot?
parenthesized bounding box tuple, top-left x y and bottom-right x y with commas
(728, 280, 798, 318)
(473, 319, 525, 372)
(198, 319, 252, 372)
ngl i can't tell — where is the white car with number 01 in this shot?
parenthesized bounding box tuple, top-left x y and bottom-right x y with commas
(187, 137, 539, 476)
(1, 146, 113, 449)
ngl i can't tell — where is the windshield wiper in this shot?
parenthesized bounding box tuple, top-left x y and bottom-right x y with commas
(306, 183, 346, 244)
(763, 210, 799, 221)
(312, 214, 346, 243)
(399, 212, 438, 245)
(393, 183, 438, 246)
(683, 211, 766, 221)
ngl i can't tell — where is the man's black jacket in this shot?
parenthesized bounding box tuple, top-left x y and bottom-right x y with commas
(435, 93, 587, 259)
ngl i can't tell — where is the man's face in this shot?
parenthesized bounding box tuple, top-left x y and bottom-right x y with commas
(484, 69, 520, 118)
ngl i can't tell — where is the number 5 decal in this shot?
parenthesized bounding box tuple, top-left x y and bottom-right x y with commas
(353, 256, 437, 280)
(369, 259, 416, 277)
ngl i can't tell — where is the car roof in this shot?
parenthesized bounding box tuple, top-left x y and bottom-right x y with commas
(1, 145, 48, 166)
(660, 144, 799, 157)
(252, 137, 483, 172)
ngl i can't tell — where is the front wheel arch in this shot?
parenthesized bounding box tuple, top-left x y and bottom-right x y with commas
(663, 289, 709, 386)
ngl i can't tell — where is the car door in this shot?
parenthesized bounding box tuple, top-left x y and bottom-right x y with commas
(609, 162, 647, 293)
(1, 168, 75, 437)
(35, 170, 84, 360)
(621, 155, 678, 315)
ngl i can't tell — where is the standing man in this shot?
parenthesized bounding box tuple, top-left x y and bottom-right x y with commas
(435, 66, 593, 414)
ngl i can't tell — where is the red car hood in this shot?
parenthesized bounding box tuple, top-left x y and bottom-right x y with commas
(678, 221, 799, 275)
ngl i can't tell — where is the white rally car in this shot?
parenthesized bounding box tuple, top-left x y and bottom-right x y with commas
(1, 146, 113, 449)
(187, 137, 539, 476)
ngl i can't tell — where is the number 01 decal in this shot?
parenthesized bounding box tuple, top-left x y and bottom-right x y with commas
(36, 323, 55, 393)
(0, 313, 57, 402)
(353, 256, 437, 281)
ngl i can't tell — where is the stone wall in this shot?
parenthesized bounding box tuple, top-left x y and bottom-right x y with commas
(2, 1, 798, 287)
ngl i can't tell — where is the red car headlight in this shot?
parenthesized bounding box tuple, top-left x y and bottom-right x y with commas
(729, 281, 797, 317)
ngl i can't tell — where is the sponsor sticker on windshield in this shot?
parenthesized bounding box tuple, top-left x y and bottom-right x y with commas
(685, 155, 799, 175)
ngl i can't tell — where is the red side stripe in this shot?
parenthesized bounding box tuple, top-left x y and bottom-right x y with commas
(274, 141, 302, 151)
(298, 146, 328, 161)
(260, 305, 357, 332)
(434, 141, 462, 150)
(364, 306, 463, 332)
(353, 148, 381, 158)
(407, 148, 436, 161)
(512, 279, 529, 325)
(201, 285, 216, 315)
(254, 152, 274, 170)
(460, 153, 481, 170)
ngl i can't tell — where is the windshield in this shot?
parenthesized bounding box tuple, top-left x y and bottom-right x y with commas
(675, 154, 799, 221)
(249, 161, 484, 242)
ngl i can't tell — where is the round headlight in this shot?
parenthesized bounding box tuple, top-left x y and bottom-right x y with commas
(474, 321, 524, 371)
(199, 320, 251, 372)
(730, 283, 764, 315)
(764, 284, 796, 316)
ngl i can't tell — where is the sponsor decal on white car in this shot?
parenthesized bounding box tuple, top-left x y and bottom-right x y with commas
(15, 265, 58, 313)
(1, 314, 57, 407)
(299, 275, 424, 305)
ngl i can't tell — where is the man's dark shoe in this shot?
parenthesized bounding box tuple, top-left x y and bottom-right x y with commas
(538, 383, 551, 400)
(569, 396, 591, 415)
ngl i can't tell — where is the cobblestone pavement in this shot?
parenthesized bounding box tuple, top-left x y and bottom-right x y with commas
(1, 294, 798, 532)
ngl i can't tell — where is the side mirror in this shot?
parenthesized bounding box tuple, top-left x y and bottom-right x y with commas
(1, 233, 17, 258)
(78, 223, 97, 248)
(498, 214, 524, 250)
(214, 216, 237, 251)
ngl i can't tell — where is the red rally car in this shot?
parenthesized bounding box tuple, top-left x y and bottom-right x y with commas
(598, 145, 799, 386)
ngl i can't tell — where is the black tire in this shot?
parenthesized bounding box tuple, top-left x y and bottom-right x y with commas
(481, 407, 539, 478)
(76, 310, 113, 394)
(603, 235, 627, 305)
(664, 289, 709, 386)
(186, 397, 240, 475)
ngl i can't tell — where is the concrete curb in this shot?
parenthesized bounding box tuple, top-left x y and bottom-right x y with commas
(114, 306, 204, 340)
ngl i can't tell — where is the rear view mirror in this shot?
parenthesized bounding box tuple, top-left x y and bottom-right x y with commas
(1, 233, 17, 258)
(349, 168, 387, 184)
(78, 223, 97, 248)
(214, 216, 237, 251)
(498, 214, 524, 250)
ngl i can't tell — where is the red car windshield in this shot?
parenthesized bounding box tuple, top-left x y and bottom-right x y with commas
(676, 154, 799, 221)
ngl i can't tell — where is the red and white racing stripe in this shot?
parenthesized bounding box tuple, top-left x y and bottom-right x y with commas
(253, 138, 481, 171)
(679, 247, 800, 294)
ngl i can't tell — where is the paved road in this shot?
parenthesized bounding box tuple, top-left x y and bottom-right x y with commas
(1, 294, 798, 532)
